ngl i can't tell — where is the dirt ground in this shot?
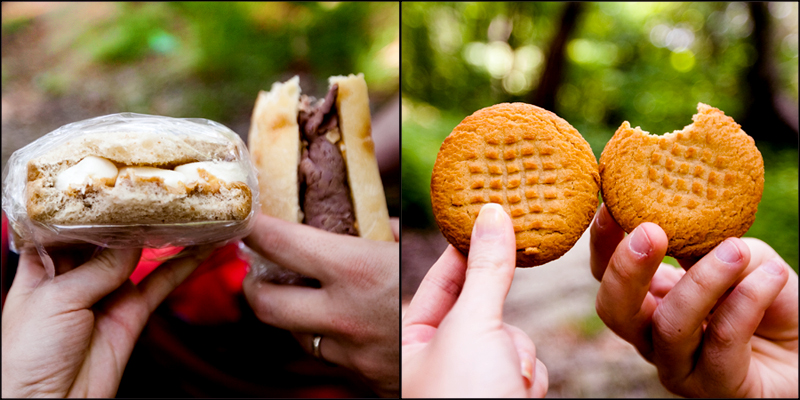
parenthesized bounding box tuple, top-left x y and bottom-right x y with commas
(402, 227, 680, 398)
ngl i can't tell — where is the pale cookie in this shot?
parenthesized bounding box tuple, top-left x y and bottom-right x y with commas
(599, 103, 764, 259)
(431, 103, 600, 268)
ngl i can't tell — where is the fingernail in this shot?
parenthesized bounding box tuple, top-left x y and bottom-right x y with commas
(595, 206, 609, 228)
(761, 259, 785, 275)
(521, 355, 533, 387)
(714, 240, 741, 264)
(628, 225, 652, 257)
(474, 203, 505, 239)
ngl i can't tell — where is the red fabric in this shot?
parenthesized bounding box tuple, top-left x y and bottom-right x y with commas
(130, 247, 184, 284)
(131, 242, 248, 325)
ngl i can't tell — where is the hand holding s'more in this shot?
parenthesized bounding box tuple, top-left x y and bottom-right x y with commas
(241, 73, 400, 397)
(2, 113, 259, 253)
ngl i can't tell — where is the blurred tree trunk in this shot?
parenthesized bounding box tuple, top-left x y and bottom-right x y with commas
(530, 2, 583, 111)
(741, 2, 799, 146)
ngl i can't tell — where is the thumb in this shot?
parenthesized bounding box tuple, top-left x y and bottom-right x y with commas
(451, 203, 517, 322)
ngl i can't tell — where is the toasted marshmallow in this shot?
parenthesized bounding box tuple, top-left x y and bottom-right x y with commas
(174, 161, 247, 184)
(56, 156, 118, 191)
(118, 166, 187, 189)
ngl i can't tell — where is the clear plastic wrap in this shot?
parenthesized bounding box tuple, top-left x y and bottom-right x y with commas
(237, 242, 319, 287)
(2, 113, 260, 277)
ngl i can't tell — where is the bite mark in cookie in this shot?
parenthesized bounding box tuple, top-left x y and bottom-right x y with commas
(599, 103, 764, 259)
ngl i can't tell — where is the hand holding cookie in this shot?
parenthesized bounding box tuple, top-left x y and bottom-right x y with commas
(402, 204, 548, 397)
(590, 204, 798, 398)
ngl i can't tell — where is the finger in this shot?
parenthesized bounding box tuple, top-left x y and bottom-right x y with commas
(293, 332, 347, 368)
(590, 203, 626, 281)
(3, 251, 49, 310)
(698, 257, 789, 382)
(390, 217, 399, 241)
(652, 237, 751, 381)
(758, 260, 799, 340)
(136, 245, 216, 314)
(402, 245, 467, 328)
(649, 263, 685, 299)
(595, 223, 667, 358)
(687, 238, 785, 309)
(741, 238, 781, 268)
(530, 358, 549, 398)
(243, 213, 331, 281)
(242, 274, 334, 333)
(54, 247, 143, 308)
(243, 213, 372, 282)
(450, 203, 516, 323)
(756, 263, 800, 340)
(11, 252, 48, 292)
(737, 238, 798, 340)
(503, 323, 536, 389)
(48, 244, 99, 275)
(738, 237, 783, 283)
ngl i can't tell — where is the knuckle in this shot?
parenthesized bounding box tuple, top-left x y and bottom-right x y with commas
(91, 249, 118, 271)
(686, 268, 715, 294)
(733, 280, 762, 307)
(652, 309, 686, 344)
(608, 255, 637, 285)
(342, 253, 382, 290)
(157, 264, 182, 291)
(706, 315, 737, 349)
(427, 273, 462, 299)
(333, 314, 369, 339)
(467, 255, 501, 273)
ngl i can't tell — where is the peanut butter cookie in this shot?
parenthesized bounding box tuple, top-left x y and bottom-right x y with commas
(431, 103, 600, 268)
(599, 103, 764, 259)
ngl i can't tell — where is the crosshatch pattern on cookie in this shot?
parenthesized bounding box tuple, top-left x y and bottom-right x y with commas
(646, 136, 734, 209)
(463, 135, 574, 234)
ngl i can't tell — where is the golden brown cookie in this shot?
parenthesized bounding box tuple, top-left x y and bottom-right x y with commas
(599, 103, 764, 259)
(430, 103, 600, 268)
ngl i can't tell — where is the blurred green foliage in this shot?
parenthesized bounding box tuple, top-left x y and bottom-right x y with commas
(747, 144, 799, 270)
(1, 15, 32, 35)
(402, 2, 798, 270)
(575, 312, 607, 339)
(18, 2, 399, 123)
